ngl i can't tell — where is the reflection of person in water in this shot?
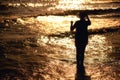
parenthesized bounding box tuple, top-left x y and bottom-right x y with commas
(70, 11, 91, 80)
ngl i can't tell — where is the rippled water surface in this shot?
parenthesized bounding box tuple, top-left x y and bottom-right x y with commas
(0, 0, 120, 79)
(0, 15, 119, 80)
(17, 15, 120, 65)
(33, 15, 120, 79)
(5, 0, 120, 10)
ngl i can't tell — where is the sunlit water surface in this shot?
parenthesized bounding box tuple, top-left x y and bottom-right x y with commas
(0, 0, 120, 79)
(17, 15, 120, 65)
(5, 0, 120, 11)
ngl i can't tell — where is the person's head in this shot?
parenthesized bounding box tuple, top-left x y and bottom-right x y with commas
(78, 11, 87, 20)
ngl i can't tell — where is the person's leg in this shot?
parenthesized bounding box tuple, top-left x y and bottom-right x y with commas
(76, 45, 86, 66)
(75, 45, 87, 80)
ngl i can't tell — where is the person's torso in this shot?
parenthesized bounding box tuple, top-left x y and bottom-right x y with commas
(75, 20, 88, 37)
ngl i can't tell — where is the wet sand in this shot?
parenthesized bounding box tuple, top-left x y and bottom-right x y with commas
(0, 16, 120, 80)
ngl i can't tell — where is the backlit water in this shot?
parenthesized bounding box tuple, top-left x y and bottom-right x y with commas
(21, 14, 120, 79)
(0, 0, 120, 79)
(34, 15, 120, 64)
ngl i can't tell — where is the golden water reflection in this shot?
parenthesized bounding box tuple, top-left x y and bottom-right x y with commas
(37, 34, 113, 64)
(1, 14, 119, 80)
(6, 0, 120, 10)
(16, 15, 119, 64)
(86, 35, 113, 64)
(36, 16, 120, 34)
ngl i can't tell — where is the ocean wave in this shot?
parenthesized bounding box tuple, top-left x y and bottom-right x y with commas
(48, 26, 120, 38)
(87, 1, 120, 4)
(54, 8, 120, 16)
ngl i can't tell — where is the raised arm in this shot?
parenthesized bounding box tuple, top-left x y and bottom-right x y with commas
(86, 15, 91, 25)
(70, 21, 76, 32)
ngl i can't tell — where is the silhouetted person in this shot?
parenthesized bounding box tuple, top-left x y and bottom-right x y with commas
(70, 11, 91, 80)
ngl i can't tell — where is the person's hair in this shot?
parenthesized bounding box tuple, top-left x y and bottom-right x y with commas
(78, 11, 87, 19)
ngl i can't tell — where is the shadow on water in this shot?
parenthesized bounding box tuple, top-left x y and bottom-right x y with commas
(0, 68, 27, 80)
(75, 66, 91, 80)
